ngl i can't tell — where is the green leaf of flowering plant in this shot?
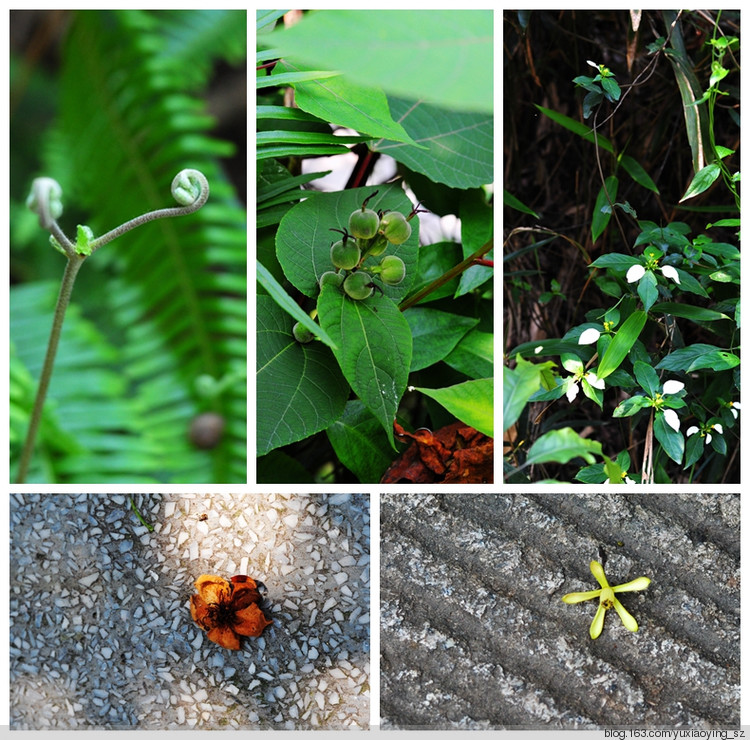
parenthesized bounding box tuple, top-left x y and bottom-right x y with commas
(524, 427, 603, 466)
(657, 344, 740, 373)
(529, 378, 566, 403)
(684, 430, 705, 468)
(581, 376, 604, 408)
(592, 176, 618, 242)
(632, 360, 660, 397)
(636, 269, 659, 311)
(596, 310, 647, 379)
(680, 163, 721, 202)
(601, 75, 621, 100)
(589, 253, 642, 272)
(413, 378, 493, 438)
(503, 355, 544, 431)
(653, 410, 684, 464)
(612, 394, 652, 417)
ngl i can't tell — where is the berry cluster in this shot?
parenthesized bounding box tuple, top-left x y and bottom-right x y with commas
(319, 191, 410, 301)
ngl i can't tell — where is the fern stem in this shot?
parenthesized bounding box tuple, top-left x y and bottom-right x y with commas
(15, 256, 85, 483)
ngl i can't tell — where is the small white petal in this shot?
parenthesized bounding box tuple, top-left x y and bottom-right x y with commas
(662, 380, 684, 395)
(660, 265, 681, 284)
(733, 402, 741, 410)
(626, 264, 646, 283)
(714, 424, 723, 435)
(624, 477, 636, 485)
(705, 434, 712, 445)
(663, 408, 680, 431)
(686, 426, 699, 437)
(534, 345, 543, 354)
(730, 408, 738, 419)
(578, 328, 601, 345)
(566, 381, 580, 403)
(585, 372, 606, 390)
(602, 479, 611, 485)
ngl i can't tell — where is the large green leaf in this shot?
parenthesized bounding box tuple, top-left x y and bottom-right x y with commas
(651, 302, 730, 322)
(374, 97, 493, 189)
(456, 187, 493, 296)
(267, 9, 492, 113)
(256, 296, 348, 456)
(275, 185, 419, 300)
(503, 356, 543, 432)
(271, 59, 418, 145)
(413, 378, 493, 438)
(256, 260, 338, 350)
(318, 284, 412, 448)
(657, 344, 740, 373)
(444, 329, 493, 379)
(524, 428, 603, 467)
(326, 400, 395, 483)
(404, 307, 478, 372)
(653, 410, 684, 464)
(597, 310, 647, 379)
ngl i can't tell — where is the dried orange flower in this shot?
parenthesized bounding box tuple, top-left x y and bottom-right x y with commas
(190, 574, 272, 650)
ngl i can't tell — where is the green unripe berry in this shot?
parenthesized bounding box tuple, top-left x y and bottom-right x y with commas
(365, 236, 389, 257)
(330, 239, 361, 270)
(292, 322, 315, 343)
(379, 255, 406, 285)
(319, 270, 345, 288)
(343, 271, 374, 300)
(379, 211, 411, 245)
(348, 207, 380, 239)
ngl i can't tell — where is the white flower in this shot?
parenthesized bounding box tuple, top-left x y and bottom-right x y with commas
(585, 372, 605, 390)
(660, 265, 681, 284)
(579, 328, 601, 345)
(566, 379, 580, 403)
(626, 264, 646, 283)
(662, 380, 685, 395)
(578, 328, 601, 345)
(714, 423, 723, 435)
(663, 408, 680, 431)
(686, 426, 699, 437)
(534, 345, 543, 354)
(729, 402, 741, 419)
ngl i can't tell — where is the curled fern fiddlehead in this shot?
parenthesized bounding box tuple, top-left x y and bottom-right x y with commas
(15, 168, 210, 483)
(89, 169, 209, 253)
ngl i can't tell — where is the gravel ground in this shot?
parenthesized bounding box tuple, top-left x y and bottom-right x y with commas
(10, 492, 370, 730)
(380, 493, 739, 730)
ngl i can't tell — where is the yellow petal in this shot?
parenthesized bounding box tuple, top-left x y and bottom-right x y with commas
(612, 576, 651, 593)
(562, 589, 601, 603)
(590, 602, 606, 639)
(589, 560, 609, 589)
(613, 598, 639, 631)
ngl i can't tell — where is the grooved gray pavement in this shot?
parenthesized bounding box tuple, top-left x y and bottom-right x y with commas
(380, 493, 739, 730)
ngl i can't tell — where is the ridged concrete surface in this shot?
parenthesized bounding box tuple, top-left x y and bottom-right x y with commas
(380, 493, 739, 729)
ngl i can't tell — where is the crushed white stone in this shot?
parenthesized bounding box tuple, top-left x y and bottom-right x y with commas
(10, 493, 370, 729)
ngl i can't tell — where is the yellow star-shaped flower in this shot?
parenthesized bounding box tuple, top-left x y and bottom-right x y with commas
(562, 560, 650, 639)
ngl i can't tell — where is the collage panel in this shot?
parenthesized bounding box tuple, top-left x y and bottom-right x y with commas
(10, 9, 247, 485)
(380, 493, 739, 729)
(9, 493, 370, 729)
(503, 10, 740, 484)
(256, 9, 493, 486)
